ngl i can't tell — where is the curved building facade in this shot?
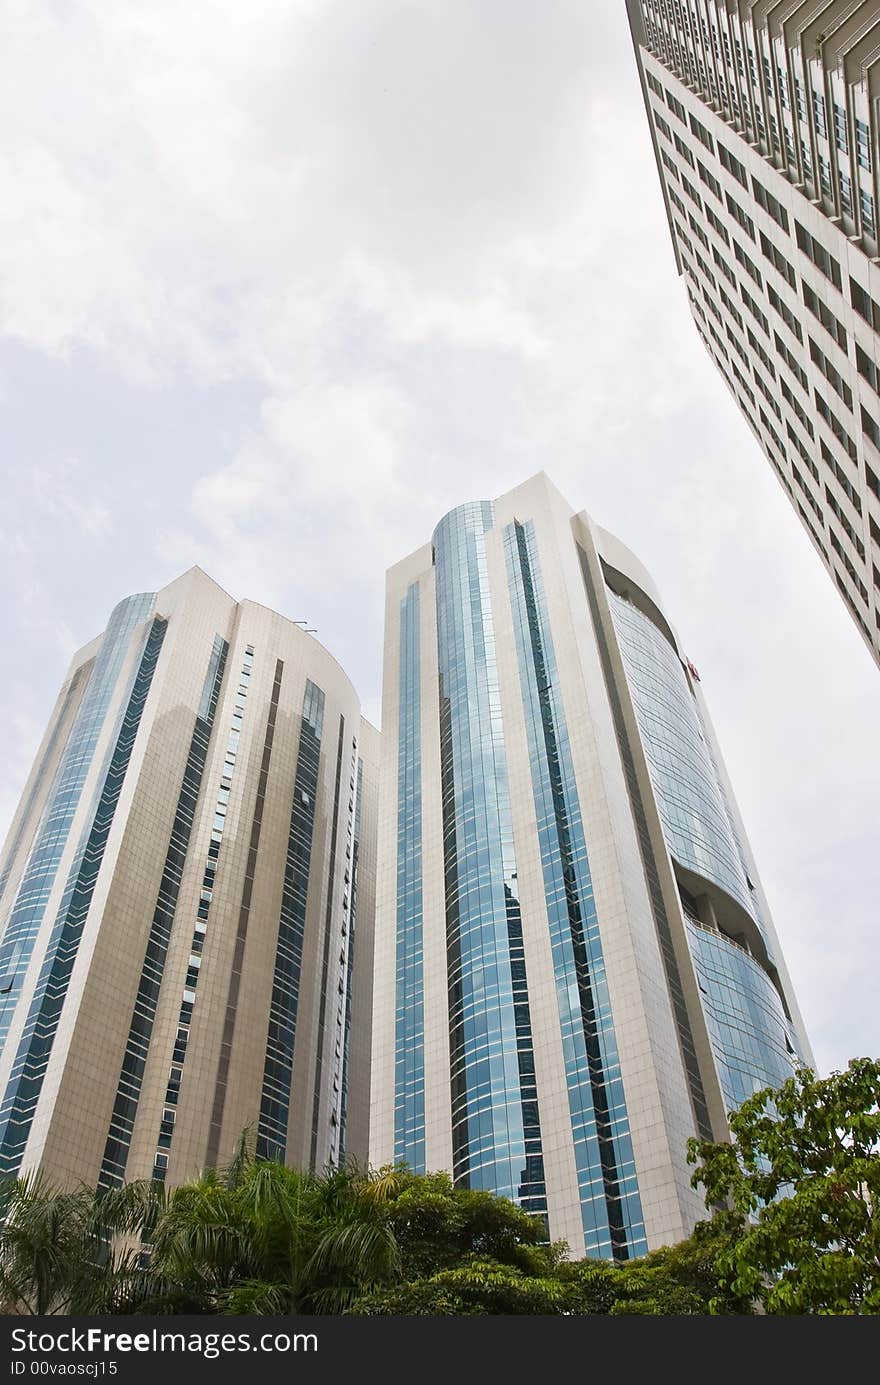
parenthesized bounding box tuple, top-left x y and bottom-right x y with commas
(0, 566, 377, 1189)
(372, 473, 811, 1257)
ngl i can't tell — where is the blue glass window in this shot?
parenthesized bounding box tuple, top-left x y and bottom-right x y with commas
(433, 502, 546, 1215)
(505, 521, 646, 1258)
(394, 583, 426, 1171)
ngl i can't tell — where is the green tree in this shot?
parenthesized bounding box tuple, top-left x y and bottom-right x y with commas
(351, 1259, 566, 1315)
(148, 1138, 400, 1313)
(370, 1169, 559, 1280)
(0, 1172, 161, 1314)
(687, 1057, 880, 1315)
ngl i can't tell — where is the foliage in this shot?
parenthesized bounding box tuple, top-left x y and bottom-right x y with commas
(147, 1137, 399, 1314)
(9, 1056, 878, 1320)
(688, 1058, 880, 1315)
(0, 1173, 161, 1314)
(553, 1220, 746, 1316)
(351, 1259, 566, 1315)
(367, 1169, 561, 1279)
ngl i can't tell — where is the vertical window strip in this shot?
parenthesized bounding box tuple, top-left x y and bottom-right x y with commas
(97, 634, 228, 1191)
(309, 715, 345, 1170)
(394, 583, 425, 1171)
(0, 617, 167, 1176)
(337, 756, 364, 1163)
(203, 654, 282, 1170)
(150, 646, 263, 1182)
(433, 502, 546, 1215)
(576, 547, 713, 1144)
(0, 593, 156, 1053)
(0, 661, 93, 904)
(607, 593, 764, 935)
(505, 522, 646, 1259)
(255, 680, 325, 1163)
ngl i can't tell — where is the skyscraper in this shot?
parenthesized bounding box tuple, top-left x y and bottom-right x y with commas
(0, 566, 377, 1190)
(626, 1, 880, 666)
(371, 473, 811, 1258)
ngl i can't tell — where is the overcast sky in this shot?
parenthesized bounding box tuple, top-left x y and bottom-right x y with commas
(1, 1, 877, 1077)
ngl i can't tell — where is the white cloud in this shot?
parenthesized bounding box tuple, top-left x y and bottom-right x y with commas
(32, 459, 113, 537)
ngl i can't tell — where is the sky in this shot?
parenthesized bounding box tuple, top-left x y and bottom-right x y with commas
(1, 0, 877, 1077)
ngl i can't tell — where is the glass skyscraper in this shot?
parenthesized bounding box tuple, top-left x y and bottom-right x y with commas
(0, 566, 378, 1190)
(371, 473, 812, 1257)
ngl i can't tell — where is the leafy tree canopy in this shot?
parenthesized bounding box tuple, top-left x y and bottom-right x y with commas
(688, 1057, 880, 1315)
(6, 1058, 877, 1318)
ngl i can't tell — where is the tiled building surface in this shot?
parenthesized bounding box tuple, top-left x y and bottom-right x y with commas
(0, 567, 376, 1190)
(627, 0, 880, 665)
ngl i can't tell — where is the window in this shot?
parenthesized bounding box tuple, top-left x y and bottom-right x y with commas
(787, 418, 818, 469)
(839, 170, 853, 217)
(718, 142, 748, 188)
(774, 332, 809, 393)
(861, 189, 876, 239)
(674, 131, 695, 168)
(768, 284, 803, 344)
(688, 213, 710, 250)
(809, 338, 852, 409)
(740, 284, 769, 335)
(777, 66, 789, 110)
(718, 285, 744, 331)
(862, 404, 880, 453)
(748, 327, 776, 379)
(784, 124, 797, 169)
(697, 160, 723, 200)
(752, 177, 790, 233)
(781, 378, 814, 438)
(812, 90, 827, 138)
(850, 277, 880, 332)
(733, 237, 763, 287)
(801, 282, 847, 351)
(794, 76, 806, 120)
(689, 112, 715, 153)
(725, 191, 755, 240)
(759, 232, 795, 288)
(654, 110, 672, 143)
(680, 173, 703, 209)
(675, 222, 693, 255)
(753, 368, 781, 419)
(725, 324, 749, 367)
(705, 204, 730, 246)
(645, 71, 664, 99)
(833, 103, 848, 154)
(666, 89, 687, 125)
(825, 486, 865, 558)
(712, 244, 736, 286)
(668, 186, 687, 218)
(795, 222, 841, 290)
(856, 343, 879, 394)
(702, 285, 722, 322)
(855, 118, 872, 172)
(815, 389, 858, 461)
(820, 441, 863, 516)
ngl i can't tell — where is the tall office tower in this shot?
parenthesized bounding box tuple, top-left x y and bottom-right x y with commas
(0, 566, 377, 1190)
(626, 1, 880, 666)
(371, 474, 812, 1258)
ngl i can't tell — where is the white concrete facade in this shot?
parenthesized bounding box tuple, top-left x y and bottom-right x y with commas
(627, 0, 880, 666)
